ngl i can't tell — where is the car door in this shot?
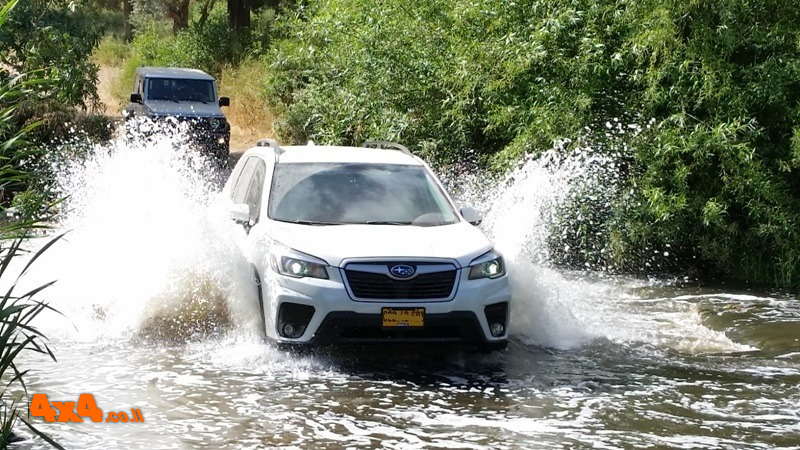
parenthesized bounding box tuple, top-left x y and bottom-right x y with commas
(126, 74, 146, 118)
(230, 154, 273, 266)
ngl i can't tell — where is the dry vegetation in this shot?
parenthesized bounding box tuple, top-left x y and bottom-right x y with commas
(217, 60, 274, 153)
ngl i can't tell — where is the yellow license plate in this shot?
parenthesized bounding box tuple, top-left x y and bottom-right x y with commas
(381, 307, 425, 328)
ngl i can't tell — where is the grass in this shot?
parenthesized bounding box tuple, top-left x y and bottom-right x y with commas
(91, 36, 131, 67)
(0, 232, 65, 449)
(0, 3, 64, 446)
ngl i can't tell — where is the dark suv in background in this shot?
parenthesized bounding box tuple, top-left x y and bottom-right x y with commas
(124, 67, 231, 161)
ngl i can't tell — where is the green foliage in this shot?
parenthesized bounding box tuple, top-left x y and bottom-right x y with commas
(127, 3, 275, 77)
(615, 0, 800, 286)
(0, 3, 63, 447)
(0, 232, 65, 450)
(0, 0, 112, 213)
(263, 0, 800, 290)
(92, 36, 132, 66)
(0, 0, 105, 110)
(129, 0, 168, 35)
(0, 72, 48, 207)
(263, 0, 636, 165)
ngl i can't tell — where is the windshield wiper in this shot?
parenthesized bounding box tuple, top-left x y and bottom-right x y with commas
(360, 221, 413, 225)
(280, 219, 343, 226)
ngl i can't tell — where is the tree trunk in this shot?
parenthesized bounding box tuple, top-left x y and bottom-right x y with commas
(122, 0, 133, 41)
(227, 0, 251, 30)
(198, 0, 217, 29)
(167, 0, 190, 33)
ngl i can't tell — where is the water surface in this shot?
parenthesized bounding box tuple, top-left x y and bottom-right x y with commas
(13, 135, 800, 449)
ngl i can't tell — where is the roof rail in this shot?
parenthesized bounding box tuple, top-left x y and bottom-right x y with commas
(256, 138, 280, 148)
(256, 138, 285, 155)
(362, 141, 412, 156)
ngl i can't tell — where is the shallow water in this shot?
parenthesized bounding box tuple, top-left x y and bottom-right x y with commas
(11, 136, 800, 449)
(17, 285, 800, 449)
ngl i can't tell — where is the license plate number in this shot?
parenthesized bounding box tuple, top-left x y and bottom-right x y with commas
(381, 307, 425, 328)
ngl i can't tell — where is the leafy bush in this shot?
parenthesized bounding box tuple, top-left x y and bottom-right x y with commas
(0, 0, 105, 110)
(92, 36, 132, 67)
(127, 3, 276, 77)
(263, 0, 800, 290)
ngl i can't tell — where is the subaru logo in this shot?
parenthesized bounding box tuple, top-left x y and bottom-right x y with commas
(389, 264, 415, 278)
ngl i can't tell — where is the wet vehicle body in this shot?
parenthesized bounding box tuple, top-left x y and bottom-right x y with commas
(223, 140, 511, 351)
(124, 67, 231, 161)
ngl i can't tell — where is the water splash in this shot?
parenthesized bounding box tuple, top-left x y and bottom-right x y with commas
(24, 125, 751, 354)
(466, 149, 619, 349)
(454, 146, 752, 354)
(28, 127, 260, 342)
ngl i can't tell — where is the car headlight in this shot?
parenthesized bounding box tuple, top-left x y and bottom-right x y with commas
(269, 246, 329, 279)
(210, 118, 227, 131)
(468, 250, 505, 280)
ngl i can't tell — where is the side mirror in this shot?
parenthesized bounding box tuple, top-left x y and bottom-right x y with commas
(219, 97, 230, 107)
(130, 93, 142, 104)
(229, 203, 251, 225)
(460, 206, 483, 226)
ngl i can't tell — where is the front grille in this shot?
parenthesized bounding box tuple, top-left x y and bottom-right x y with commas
(345, 269, 457, 300)
(156, 116, 227, 133)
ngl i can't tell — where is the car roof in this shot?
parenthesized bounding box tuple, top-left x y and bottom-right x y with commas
(135, 67, 215, 81)
(252, 144, 425, 165)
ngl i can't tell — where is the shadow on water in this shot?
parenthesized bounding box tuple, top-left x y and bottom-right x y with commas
(281, 337, 666, 393)
(289, 343, 510, 384)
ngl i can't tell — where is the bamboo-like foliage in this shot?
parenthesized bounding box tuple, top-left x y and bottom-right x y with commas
(0, 1, 64, 448)
(0, 232, 65, 449)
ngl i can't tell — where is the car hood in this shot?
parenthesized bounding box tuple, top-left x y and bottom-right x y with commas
(265, 221, 495, 268)
(146, 100, 225, 118)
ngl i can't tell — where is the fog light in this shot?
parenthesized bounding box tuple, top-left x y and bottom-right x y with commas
(489, 322, 505, 337)
(278, 302, 315, 338)
(281, 323, 306, 338)
(217, 137, 226, 144)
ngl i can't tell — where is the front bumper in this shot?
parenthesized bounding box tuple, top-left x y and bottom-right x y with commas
(125, 115, 230, 159)
(261, 265, 511, 348)
(192, 130, 230, 159)
(297, 310, 507, 348)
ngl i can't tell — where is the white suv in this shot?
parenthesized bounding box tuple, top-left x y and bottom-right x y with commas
(223, 140, 510, 351)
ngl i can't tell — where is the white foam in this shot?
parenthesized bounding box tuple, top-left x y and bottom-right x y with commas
(26, 129, 261, 342)
(462, 148, 752, 353)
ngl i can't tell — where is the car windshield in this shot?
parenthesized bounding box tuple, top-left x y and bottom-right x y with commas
(269, 163, 459, 226)
(146, 77, 215, 103)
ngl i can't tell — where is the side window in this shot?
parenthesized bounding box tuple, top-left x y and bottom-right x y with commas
(231, 157, 260, 204)
(243, 161, 267, 223)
